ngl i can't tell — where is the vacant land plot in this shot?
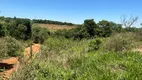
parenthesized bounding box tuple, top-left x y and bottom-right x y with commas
(36, 24, 77, 31)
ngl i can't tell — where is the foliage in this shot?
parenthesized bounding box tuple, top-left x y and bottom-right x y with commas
(0, 23, 5, 37)
(102, 33, 138, 52)
(54, 19, 99, 39)
(54, 19, 124, 40)
(98, 20, 123, 37)
(0, 36, 23, 58)
(83, 19, 99, 37)
(88, 38, 102, 52)
(32, 26, 49, 44)
(33, 19, 74, 26)
(124, 27, 138, 32)
(0, 18, 32, 40)
(1, 16, 142, 80)
(10, 37, 142, 80)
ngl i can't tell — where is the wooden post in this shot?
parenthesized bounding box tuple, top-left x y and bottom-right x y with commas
(30, 44, 32, 59)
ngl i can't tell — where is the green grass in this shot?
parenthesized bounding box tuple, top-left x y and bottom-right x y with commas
(10, 35, 142, 80)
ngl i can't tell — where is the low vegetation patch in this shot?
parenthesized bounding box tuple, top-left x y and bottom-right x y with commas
(10, 36, 142, 80)
(0, 16, 142, 80)
(0, 36, 23, 59)
(102, 32, 141, 52)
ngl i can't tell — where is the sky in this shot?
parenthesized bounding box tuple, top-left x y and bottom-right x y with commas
(0, 0, 142, 27)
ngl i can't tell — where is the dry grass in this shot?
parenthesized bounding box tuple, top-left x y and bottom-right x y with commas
(36, 23, 77, 31)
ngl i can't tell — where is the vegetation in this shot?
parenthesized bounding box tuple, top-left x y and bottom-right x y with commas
(32, 26, 50, 44)
(0, 16, 142, 80)
(33, 19, 74, 26)
(10, 35, 142, 80)
(102, 32, 139, 52)
(88, 38, 102, 52)
(0, 36, 23, 58)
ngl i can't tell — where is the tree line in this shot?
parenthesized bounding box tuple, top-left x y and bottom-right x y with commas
(0, 16, 141, 42)
(0, 16, 50, 43)
(55, 19, 141, 40)
(33, 19, 74, 26)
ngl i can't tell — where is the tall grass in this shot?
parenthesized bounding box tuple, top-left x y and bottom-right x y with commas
(10, 33, 142, 80)
(102, 32, 141, 52)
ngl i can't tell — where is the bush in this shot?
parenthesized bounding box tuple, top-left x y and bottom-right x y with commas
(6, 19, 32, 40)
(88, 38, 102, 52)
(102, 33, 137, 52)
(0, 36, 23, 58)
(32, 26, 49, 44)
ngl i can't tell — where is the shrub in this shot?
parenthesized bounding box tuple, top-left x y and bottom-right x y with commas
(88, 38, 102, 52)
(0, 36, 23, 58)
(32, 26, 49, 44)
(6, 19, 32, 40)
(102, 33, 137, 52)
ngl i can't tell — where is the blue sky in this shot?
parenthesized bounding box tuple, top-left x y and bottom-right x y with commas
(0, 0, 142, 27)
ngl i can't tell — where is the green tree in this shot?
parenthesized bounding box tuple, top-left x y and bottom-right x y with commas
(0, 23, 5, 37)
(32, 26, 49, 43)
(83, 19, 98, 37)
(98, 20, 113, 37)
(7, 19, 32, 40)
(17, 24, 27, 39)
(109, 22, 122, 32)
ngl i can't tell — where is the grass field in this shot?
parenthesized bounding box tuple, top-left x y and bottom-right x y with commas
(35, 23, 77, 31)
(10, 33, 142, 80)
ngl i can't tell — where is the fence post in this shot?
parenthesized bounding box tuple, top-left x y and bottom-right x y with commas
(30, 44, 32, 59)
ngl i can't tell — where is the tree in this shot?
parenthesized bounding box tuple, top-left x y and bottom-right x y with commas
(17, 24, 27, 39)
(109, 22, 122, 32)
(98, 20, 113, 37)
(141, 23, 142, 26)
(32, 26, 49, 43)
(121, 15, 138, 31)
(6, 19, 32, 40)
(83, 19, 98, 37)
(0, 23, 5, 37)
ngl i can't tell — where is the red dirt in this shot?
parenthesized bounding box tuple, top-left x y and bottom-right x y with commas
(0, 57, 19, 80)
(0, 44, 40, 80)
(24, 44, 40, 58)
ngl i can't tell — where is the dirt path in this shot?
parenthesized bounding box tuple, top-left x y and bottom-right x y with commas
(0, 44, 40, 80)
(24, 44, 40, 59)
